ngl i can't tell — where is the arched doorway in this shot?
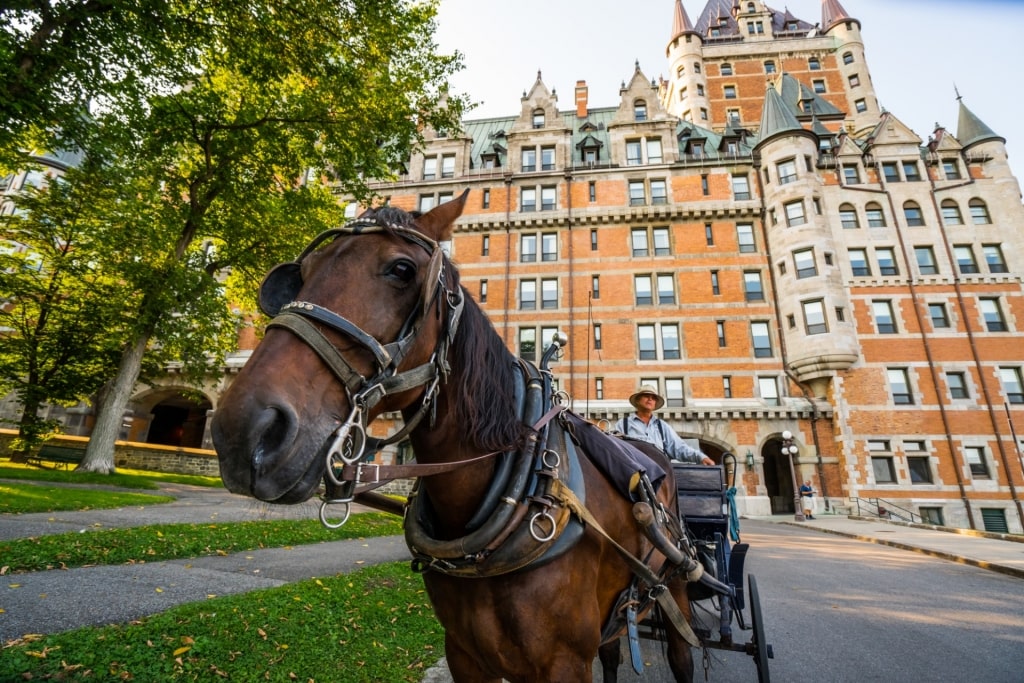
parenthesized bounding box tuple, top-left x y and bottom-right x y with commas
(762, 438, 796, 514)
(145, 392, 212, 448)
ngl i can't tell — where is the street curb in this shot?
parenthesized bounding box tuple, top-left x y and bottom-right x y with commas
(784, 522, 1024, 580)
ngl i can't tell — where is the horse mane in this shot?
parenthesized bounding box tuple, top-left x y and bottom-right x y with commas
(441, 260, 524, 452)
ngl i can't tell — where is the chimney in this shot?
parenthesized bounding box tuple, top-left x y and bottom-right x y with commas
(575, 80, 588, 118)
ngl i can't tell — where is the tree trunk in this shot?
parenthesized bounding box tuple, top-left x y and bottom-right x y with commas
(76, 332, 150, 474)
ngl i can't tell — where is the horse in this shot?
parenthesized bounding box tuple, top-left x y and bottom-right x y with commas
(212, 191, 700, 682)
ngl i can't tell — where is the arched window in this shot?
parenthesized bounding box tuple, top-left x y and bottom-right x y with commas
(941, 199, 963, 225)
(903, 201, 925, 226)
(969, 198, 991, 224)
(839, 203, 859, 229)
(634, 100, 647, 122)
(865, 202, 886, 227)
(532, 109, 544, 129)
(747, 2, 756, 12)
(843, 51, 854, 65)
(721, 62, 733, 76)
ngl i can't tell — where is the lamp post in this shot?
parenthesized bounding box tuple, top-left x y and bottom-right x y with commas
(782, 430, 805, 522)
(745, 450, 755, 471)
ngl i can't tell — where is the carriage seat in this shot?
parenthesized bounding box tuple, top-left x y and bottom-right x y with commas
(672, 463, 727, 537)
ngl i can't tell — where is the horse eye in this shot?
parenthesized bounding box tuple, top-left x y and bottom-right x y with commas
(387, 259, 417, 283)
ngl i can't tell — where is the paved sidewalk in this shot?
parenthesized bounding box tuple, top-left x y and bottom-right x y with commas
(2, 482, 1022, 646)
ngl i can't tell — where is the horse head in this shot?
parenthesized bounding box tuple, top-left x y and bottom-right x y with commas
(212, 191, 469, 504)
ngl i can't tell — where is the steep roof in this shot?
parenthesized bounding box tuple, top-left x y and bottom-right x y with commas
(755, 80, 816, 148)
(956, 98, 1005, 150)
(694, 0, 813, 39)
(670, 0, 698, 43)
(821, 0, 858, 32)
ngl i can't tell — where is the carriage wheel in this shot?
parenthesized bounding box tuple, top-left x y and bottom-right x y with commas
(748, 575, 772, 683)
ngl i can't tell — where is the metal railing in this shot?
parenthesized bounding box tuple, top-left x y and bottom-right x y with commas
(849, 497, 921, 524)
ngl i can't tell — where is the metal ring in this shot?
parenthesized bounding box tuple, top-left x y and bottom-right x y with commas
(319, 499, 352, 529)
(529, 511, 557, 542)
(541, 449, 561, 469)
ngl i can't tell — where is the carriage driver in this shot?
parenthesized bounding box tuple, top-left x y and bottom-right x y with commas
(617, 385, 715, 465)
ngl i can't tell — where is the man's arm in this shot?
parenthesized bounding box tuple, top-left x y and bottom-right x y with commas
(658, 420, 714, 465)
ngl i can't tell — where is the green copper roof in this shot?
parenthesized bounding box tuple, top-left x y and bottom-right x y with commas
(956, 98, 1004, 150)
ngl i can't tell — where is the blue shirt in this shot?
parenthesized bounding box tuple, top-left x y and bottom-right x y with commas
(618, 415, 706, 463)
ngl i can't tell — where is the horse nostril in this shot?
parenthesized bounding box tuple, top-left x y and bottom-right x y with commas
(251, 405, 298, 476)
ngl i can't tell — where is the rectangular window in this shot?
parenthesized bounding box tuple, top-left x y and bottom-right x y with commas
(626, 140, 643, 166)
(803, 299, 828, 335)
(849, 249, 870, 276)
(629, 180, 646, 206)
(758, 377, 779, 405)
(731, 175, 750, 201)
(723, 376, 732, 398)
(522, 148, 536, 172)
(541, 279, 558, 309)
(591, 275, 600, 299)
(519, 280, 536, 310)
(634, 275, 653, 305)
(717, 320, 727, 347)
(915, 246, 938, 275)
(711, 270, 720, 295)
(482, 189, 490, 209)
(589, 181, 596, 202)
(419, 194, 436, 212)
(943, 160, 961, 180)
(423, 157, 437, 179)
(999, 367, 1024, 404)
(871, 456, 897, 484)
(519, 328, 537, 362)
(744, 271, 764, 302)
(650, 179, 668, 205)
(541, 233, 557, 261)
(855, 98, 867, 113)
(876, 247, 898, 276)
(872, 300, 897, 333)
(540, 146, 556, 171)
(908, 455, 933, 484)
(657, 274, 675, 304)
(653, 227, 670, 256)
(661, 324, 680, 360)
(631, 229, 649, 257)
(965, 446, 990, 478)
(701, 174, 709, 195)
(784, 200, 806, 226)
(980, 298, 1007, 332)
(751, 321, 772, 357)
(983, 244, 1008, 273)
(705, 223, 714, 246)
(929, 303, 950, 328)
(638, 324, 657, 360)
(794, 248, 817, 278)
(593, 324, 602, 350)
(843, 166, 861, 184)
(737, 223, 756, 252)
(646, 139, 663, 164)
(664, 379, 684, 407)
(521, 234, 537, 262)
(946, 371, 969, 399)
(920, 507, 944, 525)
(595, 377, 604, 400)
(438, 155, 454, 179)
(590, 229, 598, 251)
(479, 279, 488, 303)
(724, 84, 737, 99)
(540, 186, 556, 211)
(887, 368, 913, 404)
(521, 188, 536, 212)
(902, 161, 920, 182)
(813, 79, 826, 93)
(777, 159, 797, 184)
(866, 206, 886, 227)
(482, 234, 490, 256)
(954, 245, 979, 274)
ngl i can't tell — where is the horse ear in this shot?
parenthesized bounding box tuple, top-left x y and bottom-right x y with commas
(415, 189, 469, 242)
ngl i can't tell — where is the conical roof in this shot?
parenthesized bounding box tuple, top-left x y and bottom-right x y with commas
(670, 0, 697, 42)
(956, 98, 1004, 149)
(756, 80, 812, 148)
(821, 0, 858, 32)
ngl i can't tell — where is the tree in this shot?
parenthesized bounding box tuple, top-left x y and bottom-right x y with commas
(58, 1, 465, 473)
(0, 164, 129, 456)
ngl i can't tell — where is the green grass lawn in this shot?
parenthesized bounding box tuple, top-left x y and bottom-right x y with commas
(0, 481, 175, 514)
(0, 562, 445, 682)
(0, 462, 223, 490)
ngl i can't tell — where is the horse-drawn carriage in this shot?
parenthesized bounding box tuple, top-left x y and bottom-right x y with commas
(213, 192, 773, 682)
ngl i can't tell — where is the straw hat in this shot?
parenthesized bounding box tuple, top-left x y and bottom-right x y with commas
(629, 384, 665, 410)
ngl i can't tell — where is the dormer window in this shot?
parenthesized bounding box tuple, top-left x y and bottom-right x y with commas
(747, 2, 756, 12)
(532, 109, 544, 129)
(634, 100, 647, 122)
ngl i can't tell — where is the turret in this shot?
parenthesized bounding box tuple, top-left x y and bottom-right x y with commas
(820, 0, 879, 135)
(955, 96, 1022, 199)
(664, 1, 709, 123)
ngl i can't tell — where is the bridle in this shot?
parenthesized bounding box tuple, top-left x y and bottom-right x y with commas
(258, 214, 465, 519)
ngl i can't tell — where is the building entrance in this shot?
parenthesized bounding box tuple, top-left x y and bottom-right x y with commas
(763, 439, 796, 514)
(145, 393, 211, 448)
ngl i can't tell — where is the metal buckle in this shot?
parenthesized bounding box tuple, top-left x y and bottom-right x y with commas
(356, 462, 380, 485)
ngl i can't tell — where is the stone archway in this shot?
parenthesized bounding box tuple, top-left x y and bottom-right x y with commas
(762, 438, 796, 514)
(134, 391, 213, 449)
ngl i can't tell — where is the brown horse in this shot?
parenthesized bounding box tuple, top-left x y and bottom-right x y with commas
(212, 193, 697, 682)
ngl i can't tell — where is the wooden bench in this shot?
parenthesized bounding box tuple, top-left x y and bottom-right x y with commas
(27, 444, 87, 470)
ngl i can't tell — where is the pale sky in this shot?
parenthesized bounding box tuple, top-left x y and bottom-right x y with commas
(435, 0, 1024, 186)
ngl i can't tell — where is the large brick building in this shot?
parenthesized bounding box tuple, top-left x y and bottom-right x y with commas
(332, 0, 1024, 532)
(5, 0, 1022, 533)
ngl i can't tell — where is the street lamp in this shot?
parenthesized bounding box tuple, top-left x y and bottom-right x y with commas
(781, 430, 805, 522)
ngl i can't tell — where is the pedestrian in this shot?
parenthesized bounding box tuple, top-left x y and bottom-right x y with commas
(800, 480, 816, 519)
(617, 385, 715, 465)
